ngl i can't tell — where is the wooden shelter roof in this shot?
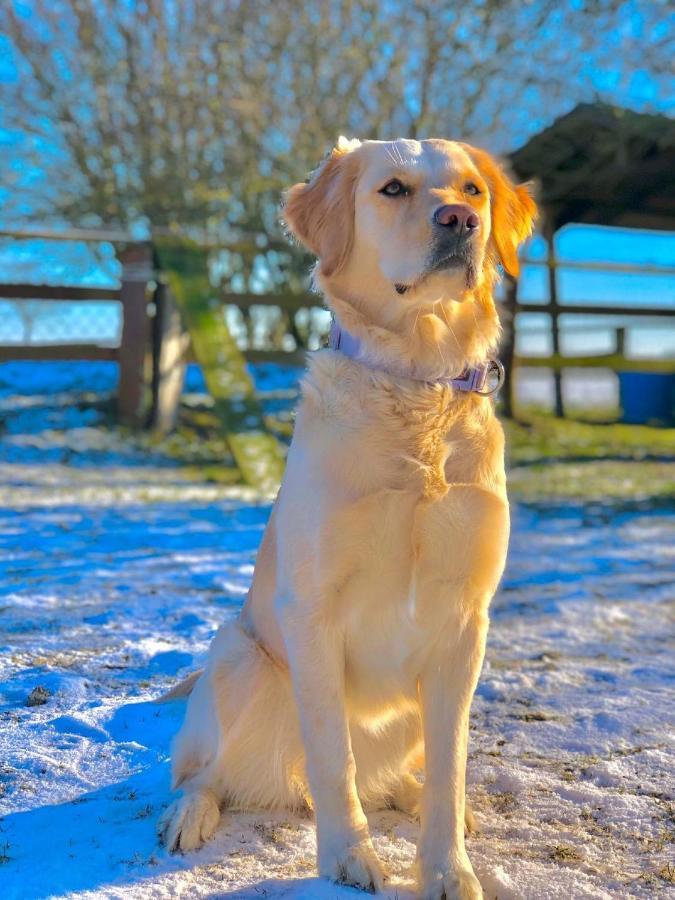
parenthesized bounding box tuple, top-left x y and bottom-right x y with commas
(508, 103, 675, 232)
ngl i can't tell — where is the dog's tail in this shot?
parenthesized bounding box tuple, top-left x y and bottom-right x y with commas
(155, 669, 203, 703)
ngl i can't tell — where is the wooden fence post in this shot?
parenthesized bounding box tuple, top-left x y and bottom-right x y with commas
(500, 275, 518, 418)
(150, 279, 190, 433)
(545, 225, 565, 418)
(117, 243, 153, 427)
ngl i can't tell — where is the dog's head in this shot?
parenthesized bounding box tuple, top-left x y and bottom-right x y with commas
(283, 137, 536, 372)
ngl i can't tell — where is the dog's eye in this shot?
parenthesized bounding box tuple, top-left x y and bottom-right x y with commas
(379, 179, 408, 197)
(464, 182, 481, 196)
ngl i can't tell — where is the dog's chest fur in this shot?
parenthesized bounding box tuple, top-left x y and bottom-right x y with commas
(281, 354, 509, 708)
(300, 353, 506, 499)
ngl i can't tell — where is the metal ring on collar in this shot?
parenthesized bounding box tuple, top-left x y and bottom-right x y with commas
(476, 359, 505, 396)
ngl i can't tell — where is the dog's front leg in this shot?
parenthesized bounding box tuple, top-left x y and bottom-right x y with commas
(417, 615, 487, 900)
(280, 610, 385, 893)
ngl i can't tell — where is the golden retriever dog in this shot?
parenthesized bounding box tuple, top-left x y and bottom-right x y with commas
(158, 137, 536, 899)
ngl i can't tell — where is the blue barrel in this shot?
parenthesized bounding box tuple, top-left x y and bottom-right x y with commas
(618, 372, 675, 425)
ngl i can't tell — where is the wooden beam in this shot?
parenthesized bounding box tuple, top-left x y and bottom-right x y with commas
(515, 354, 675, 374)
(545, 227, 565, 418)
(0, 344, 118, 362)
(516, 303, 675, 318)
(150, 281, 190, 434)
(499, 276, 517, 419)
(0, 226, 134, 243)
(0, 284, 119, 301)
(117, 244, 153, 427)
(0, 227, 291, 256)
(518, 258, 675, 277)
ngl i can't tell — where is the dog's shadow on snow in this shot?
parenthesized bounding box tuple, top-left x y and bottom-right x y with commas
(3, 697, 209, 897)
(211, 878, 417, 899)
(2, 697, 417, 899)
(1, 698, 181, 898)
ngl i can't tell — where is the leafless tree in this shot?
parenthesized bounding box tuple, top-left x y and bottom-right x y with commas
(1, 0, 672, 289)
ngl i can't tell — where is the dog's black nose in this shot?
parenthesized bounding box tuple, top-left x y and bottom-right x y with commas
(434, 204, 480, 232)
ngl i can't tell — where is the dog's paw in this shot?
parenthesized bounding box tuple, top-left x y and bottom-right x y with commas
(418, 865, 483, 900)
(320, 836, 387, 893)
(390, 772, 422, 818)
(157, 790, 220, 853)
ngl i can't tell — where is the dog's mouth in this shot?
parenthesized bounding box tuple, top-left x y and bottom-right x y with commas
(427, 236, 479, 284)
(395, 244, 479, 295)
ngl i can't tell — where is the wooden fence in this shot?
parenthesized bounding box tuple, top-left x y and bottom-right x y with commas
(0, 234, 153, 426)
(0, 227, 673, 428)
(501, 250, 675, 417)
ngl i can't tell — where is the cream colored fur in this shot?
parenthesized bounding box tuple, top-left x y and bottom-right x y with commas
(158, 138, 536, 900)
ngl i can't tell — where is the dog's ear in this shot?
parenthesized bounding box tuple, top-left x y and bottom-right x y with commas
(282, 137, 361, 277)
(461, 144, 537, 277)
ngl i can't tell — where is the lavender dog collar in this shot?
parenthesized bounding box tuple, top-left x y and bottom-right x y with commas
(328, 319, 504, 396)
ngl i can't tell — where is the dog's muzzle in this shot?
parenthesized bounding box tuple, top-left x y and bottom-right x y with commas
(426, 204, 480, 280)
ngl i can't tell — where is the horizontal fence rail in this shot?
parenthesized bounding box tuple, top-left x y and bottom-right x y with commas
(0, 226, 135, 243)
(520, 256, 675, 276)
(0, 284, 120, 301)
(0, 343, 118, 362)
(516, 302, 674, 317)
(0, 227, 673, 426)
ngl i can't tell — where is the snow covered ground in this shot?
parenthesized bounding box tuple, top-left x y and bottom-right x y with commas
(0, 364, 673, 899)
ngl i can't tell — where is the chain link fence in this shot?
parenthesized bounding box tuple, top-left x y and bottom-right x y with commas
(0, 299, 121, 345)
